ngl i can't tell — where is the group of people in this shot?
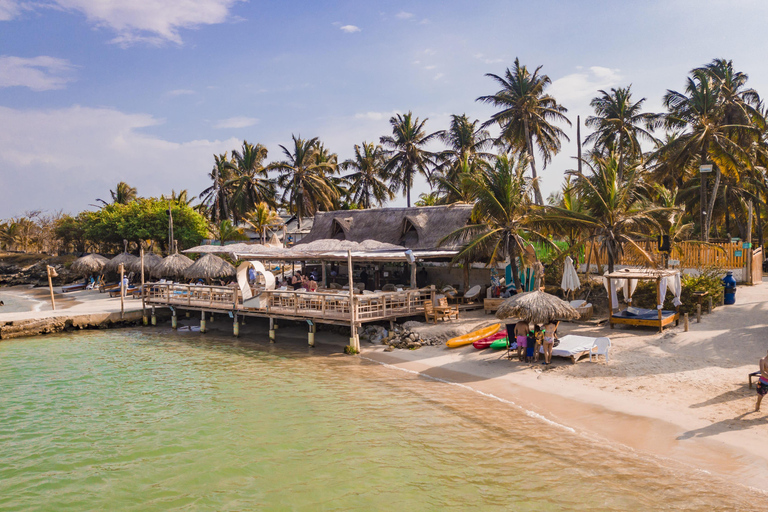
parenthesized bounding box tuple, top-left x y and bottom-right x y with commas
(277, 272, 318, 292)
(510, 319, 559, 365)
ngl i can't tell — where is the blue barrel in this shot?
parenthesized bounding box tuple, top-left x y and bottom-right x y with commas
(722, 271, 737, 305)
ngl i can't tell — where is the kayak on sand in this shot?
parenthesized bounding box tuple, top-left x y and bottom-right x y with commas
(446, 324, 500, 348)
(473, 331, 508, 349)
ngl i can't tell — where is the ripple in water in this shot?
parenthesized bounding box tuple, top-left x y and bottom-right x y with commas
(0, 330, 763, 511)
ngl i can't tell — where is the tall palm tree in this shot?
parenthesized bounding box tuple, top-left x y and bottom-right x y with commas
(271, 135, 339, 229)
(244, 202, 283, 244)
(224, 141, 275, 223)
(433, 154, 489, 204)
(199, 153, 234, 223)
(440, 153, 549, 291)
(161, 189, 194, 206)
(585, 86, 661, 181)
(341, 142, 394, 209)
(477, 58, 571, 205)
(380, 112, 439, 207)
(434, 114, 493, 183)
(545, 153, 666, 273)
(414, 191, 440, 206)
(97, 181, 137, 206)
(209, 219, 248, 245)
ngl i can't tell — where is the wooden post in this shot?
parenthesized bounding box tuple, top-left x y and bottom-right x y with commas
(269, 317, 275, 342)
(308, 322, 315, 347)
(140, 247, 147, 326)
(684, 313, 689, 332)
(200, 310, 206, 333)
(697, 304, 701, 323)
(747, 200, 753, 284)
(151, 306, 157, 326)
(119, 262, 125, 319)
(608, 276, 614, 329)
(321, 262, 327, 288)
(656, 277, 663, 333)
(347, 250, 358, 351)
(233, 313, 239, 337)
(171, 309, 177, 329)
(410, 263, 417, 289)
(46, 265, 56, 311)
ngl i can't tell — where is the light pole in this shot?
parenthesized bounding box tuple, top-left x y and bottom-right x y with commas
(700, 163, 713, 241)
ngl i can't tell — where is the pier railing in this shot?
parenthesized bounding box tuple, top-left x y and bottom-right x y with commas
(144, 283, 433, 324)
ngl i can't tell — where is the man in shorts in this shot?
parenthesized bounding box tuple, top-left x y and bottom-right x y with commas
(756, 350, 768, 412)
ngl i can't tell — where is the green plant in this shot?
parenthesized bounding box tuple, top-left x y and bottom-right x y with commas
(344, 345, 359, 355)
(628, 266, 725, 314)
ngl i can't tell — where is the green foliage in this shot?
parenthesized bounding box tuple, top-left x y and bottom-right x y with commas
(629, 266, 725, 314)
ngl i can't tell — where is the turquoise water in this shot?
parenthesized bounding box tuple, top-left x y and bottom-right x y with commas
(0, 330, 762, 511)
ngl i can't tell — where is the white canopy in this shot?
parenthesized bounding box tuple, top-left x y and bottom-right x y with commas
(237, 261, 275, 301)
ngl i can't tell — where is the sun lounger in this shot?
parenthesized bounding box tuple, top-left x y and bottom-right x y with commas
(62, 283, 86, 293)
(539, 334, 610, 363)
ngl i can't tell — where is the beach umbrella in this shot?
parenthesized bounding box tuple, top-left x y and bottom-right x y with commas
(128, 252, 163, 275)
(496, 290, 580, 325)
(560, 256, 580, 297)
(152, 253, 194, 278)
(182, 253, 236, 282)
(70, 253, 109, 276)
(105, 252, 139, 273)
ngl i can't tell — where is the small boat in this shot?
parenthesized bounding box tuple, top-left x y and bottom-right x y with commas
(473, 330, 507, 349)
(490, 338, 511, 350)
(446, 324, 500, 348)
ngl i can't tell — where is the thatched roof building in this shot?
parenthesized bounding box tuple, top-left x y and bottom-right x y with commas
(106, 252, 139, 273)
(70, 253, 110, 276)
(297, 204, 474, 250)
(128, 252, 163, 275)
(183, 254, 236, 281)
(152, 253, 194, 278)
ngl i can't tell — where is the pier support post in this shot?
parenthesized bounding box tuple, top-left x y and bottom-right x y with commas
(171, 310, 177, 329)
(151, 306, 156, 326)
(308, 323, 315, 347)
(269, 317, 275, 343)
(186, 311, 190, 318)
(684, 313, 689, 332)
(209, 314, 214, 323)
(697, 304, 701, 323)
(233, 314, 239, 337)
(200, 311, 207, 333)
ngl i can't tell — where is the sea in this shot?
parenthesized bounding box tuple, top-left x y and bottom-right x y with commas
(0, 329, 763, 511)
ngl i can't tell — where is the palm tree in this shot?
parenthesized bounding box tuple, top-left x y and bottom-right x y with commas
(224, 141, 275, 223)
(341, 142, 394, 209)
(433, 154, 489, 204)
(380, 112, 439, 207)
(661, 60, 763, 240)
(414, 192, 440, 206)
(440, 153, 549, 291)
(585, 86, 661, 181)
(434, 114, 493, 183)
(545, 153, 666, 273)
(199, 153, 234, 223)
(271, 135, 340, 229)
(161, 189, 194, 206)
(477, 58, 571, 205)
(97, 181, 137, 206)
(244, 202, 283, 244)
(209, 219, 248, 245)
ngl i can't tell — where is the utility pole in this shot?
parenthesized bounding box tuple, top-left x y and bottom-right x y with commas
(700, 163, 712, 241)
(576, 115, 582, 175)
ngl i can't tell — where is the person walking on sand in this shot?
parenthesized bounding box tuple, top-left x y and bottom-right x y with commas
(542, 320, 556, 365)
(756, 350, 768, 412)
(514, 320, 529, 362)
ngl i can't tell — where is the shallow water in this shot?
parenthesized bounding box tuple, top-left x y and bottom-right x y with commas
(0, 287, 46, 313)
(0, 329, 762, 511)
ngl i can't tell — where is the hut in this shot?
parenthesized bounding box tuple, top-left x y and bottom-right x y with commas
(106, 252, 139, 273)
(183, 254, 236, 282)
(70, 253, 109, 276)
(152, 253, 194, 279)
(129, 252, 163, 275)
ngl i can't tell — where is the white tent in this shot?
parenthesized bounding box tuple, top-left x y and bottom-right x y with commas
(237, 261, 275, 306)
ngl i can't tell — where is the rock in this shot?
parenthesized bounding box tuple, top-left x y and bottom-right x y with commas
(407, 342, 421, 349)
(384, 345, 394, 352)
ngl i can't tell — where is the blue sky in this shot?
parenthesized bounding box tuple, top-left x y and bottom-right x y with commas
(1, 0, 768, 218)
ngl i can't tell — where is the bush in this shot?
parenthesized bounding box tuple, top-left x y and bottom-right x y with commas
(629, 266, 724, 315)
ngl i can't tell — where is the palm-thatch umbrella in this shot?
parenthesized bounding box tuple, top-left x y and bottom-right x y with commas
(128, 252, 163, 275)
(70, 253, 110, 276)
(152, 253, 194, 279)
(183, 254, 236, 282)
(496, 290, 580, 325)
(105, 252, 139, 273)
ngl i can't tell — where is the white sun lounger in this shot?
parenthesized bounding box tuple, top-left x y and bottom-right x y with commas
(539, 334, 610, 363)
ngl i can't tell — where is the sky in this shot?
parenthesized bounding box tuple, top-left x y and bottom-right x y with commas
(2, 0, 768, 218)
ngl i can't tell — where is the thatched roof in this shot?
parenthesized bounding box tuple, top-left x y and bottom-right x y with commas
(183, 254, 236, 281)
(128, 252, 163, 274)
(152, 253, 194, 278)
(295, 239, 404, 253)
(70, 253, 109, 276)
(267, 232, 282, 247)
(105, 252, 139, 273)
(496, 291, 580, 324)
(298, 204, 474, 250)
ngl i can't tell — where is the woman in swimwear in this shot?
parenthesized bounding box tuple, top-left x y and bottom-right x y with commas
(542, 320, 557, 365)
(514, 320, 529, 362)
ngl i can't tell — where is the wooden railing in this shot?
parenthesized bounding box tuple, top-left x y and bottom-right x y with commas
(144, 283, 434, 323)
(585, 240, 755, 269)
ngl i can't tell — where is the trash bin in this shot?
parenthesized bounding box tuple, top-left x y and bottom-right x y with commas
(722, 271, 737, 305)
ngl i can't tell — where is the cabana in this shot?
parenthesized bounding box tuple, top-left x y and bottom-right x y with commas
(604, 268, 682, 332)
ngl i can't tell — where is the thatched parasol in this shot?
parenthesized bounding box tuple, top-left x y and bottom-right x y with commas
(70, 253, 110, 276)
(105, 252, 139, 273)
(128, 252, 163, 274)
(496, 290, 580, 325)
(182, 253, 236, 281)
(152, 253, 194, 278)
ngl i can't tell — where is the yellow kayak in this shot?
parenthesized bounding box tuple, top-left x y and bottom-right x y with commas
(446, 324, 501, 348)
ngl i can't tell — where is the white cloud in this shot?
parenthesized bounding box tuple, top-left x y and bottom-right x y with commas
(0, 56, 76, 91)
(0, 0, 21, 20)
(474, 53, 504, 65)
(396, 11, 413, 19)
(354, 111, 397, 121)
(424, 65, 436, 70)
(213, 116, 258, 129)
(51, 0, 242, 45)
(433, 73, 444, 80)
(339, 24, 360, 33)
(548, 66, 622, 103)
(167, 88, 195, 96)
(0, 105, 239, 217)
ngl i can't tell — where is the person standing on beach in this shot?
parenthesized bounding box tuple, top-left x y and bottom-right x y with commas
(514, 320, 529, 362)
(756, 350, 768, 412)
(542, 320, 556, 365)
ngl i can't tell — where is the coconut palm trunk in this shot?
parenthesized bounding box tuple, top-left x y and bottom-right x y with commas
(524, 121, 544, 205)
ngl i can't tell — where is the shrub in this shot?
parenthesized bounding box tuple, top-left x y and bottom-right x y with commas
(628, 266, 724, 315)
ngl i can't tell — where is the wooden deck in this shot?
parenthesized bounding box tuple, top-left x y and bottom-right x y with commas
(144, 283, 434, 326)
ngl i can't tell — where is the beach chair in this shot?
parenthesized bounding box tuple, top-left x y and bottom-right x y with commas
(423, 299, 439, 324)
(382, 284, 396, 292)
(438, 297, 459, 321)
(589, 337, 611, 362)
(463, 285, 481, 303)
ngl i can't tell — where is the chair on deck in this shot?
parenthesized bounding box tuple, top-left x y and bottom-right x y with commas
(382, 284, 396, 292)
(589, 337, 611, 362)
(438, 297, 459, 321)
(424, 300, 441, 324)
(463, 285, 481, 303)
